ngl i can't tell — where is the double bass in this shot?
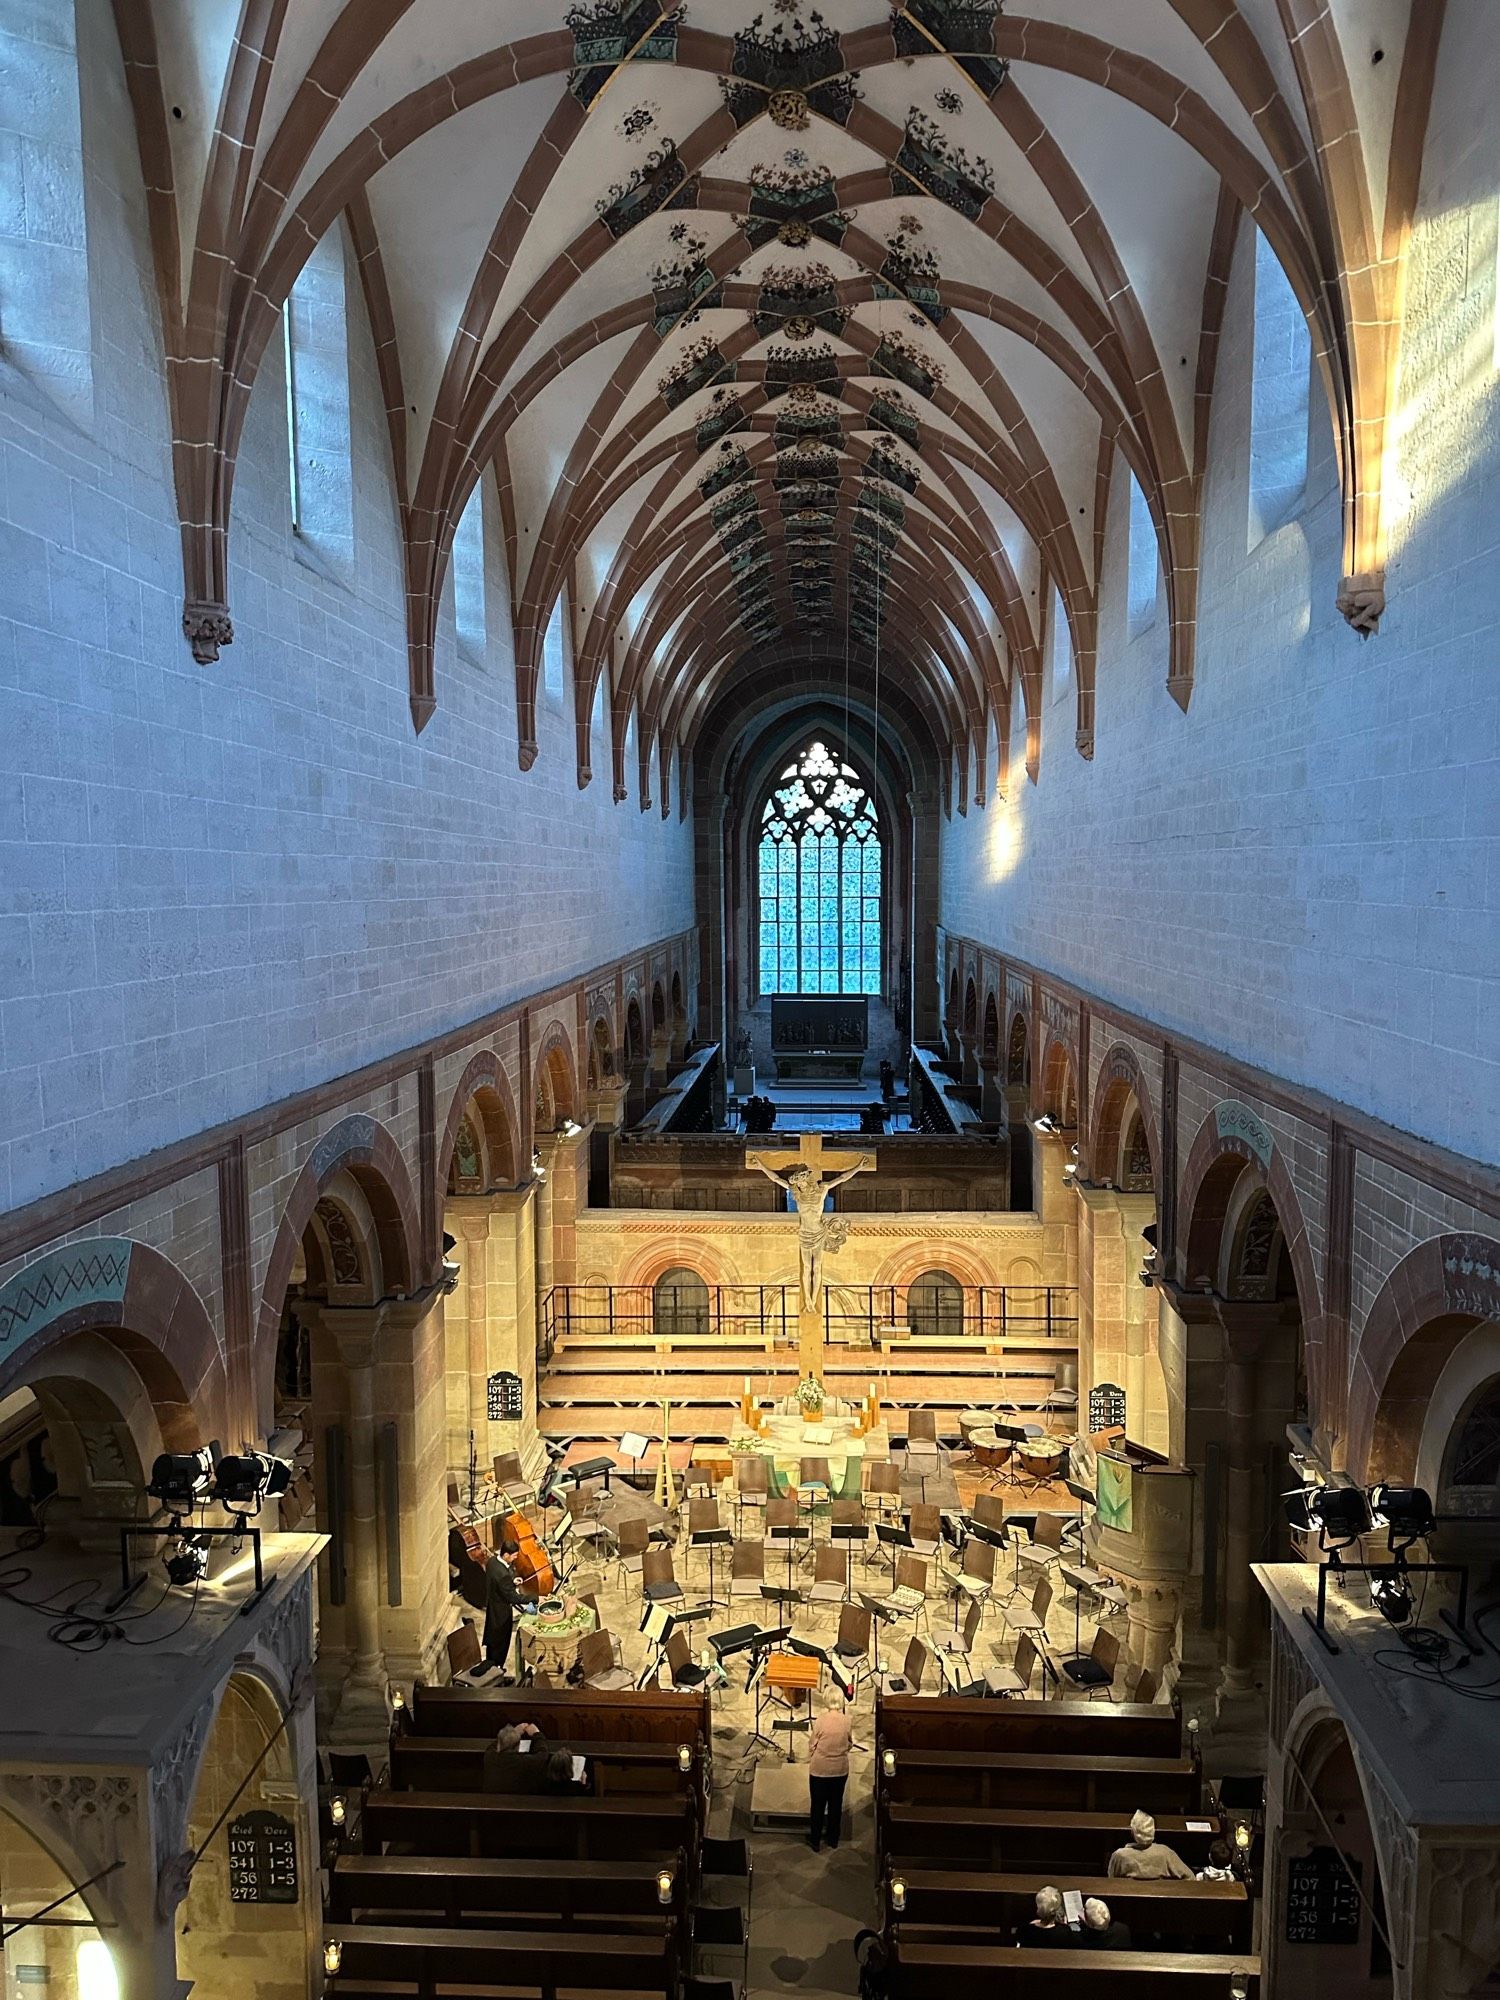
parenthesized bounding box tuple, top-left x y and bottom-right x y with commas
(493, 1488, 556, 1598)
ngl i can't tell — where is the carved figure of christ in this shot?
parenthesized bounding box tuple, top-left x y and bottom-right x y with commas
(745, 1132, 876, 1381)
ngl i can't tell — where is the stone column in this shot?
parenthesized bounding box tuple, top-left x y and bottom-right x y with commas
(1032, 1129, 1078, 1290)
(477, 1185, 545, 1485)
(958, 1031, 979, 1089)
(1122, 1576, 1184, 1687)
(1219, 1341, 1263, 1714)
(328, 1314, 387, 1739)
(978, 1058, 1006, 1123)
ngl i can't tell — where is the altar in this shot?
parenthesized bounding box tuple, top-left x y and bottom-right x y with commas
(724, 1409, 890, 1499)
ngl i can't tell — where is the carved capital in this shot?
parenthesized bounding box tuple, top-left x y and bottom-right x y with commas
(1336, 569, 1385, 636)
(518, 737, 539, 771)
(182, 600, 233, 664)
(1074, 725, 1094, 760)
(151, 1694, 218, 1859)
(156, 1848, 196, 1922)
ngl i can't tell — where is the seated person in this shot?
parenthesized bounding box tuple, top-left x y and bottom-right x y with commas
(542, 1748, 582, 1792)
(1108, 1809, 1195, 1881)
(1198, 1837, 1237, 1882)
(481, 1721, 555, 1794)
(1079, 1897, 1132, 1951)
(1019, 1885, 1075, 1948)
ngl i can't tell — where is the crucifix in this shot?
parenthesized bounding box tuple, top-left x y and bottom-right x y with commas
(745, 1131, 876, 1383)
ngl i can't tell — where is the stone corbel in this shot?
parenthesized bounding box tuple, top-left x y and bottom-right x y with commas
(182, 600, 233, 664)
(1336, 570, 1385, 636)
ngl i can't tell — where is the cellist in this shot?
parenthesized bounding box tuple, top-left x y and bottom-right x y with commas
(482, 1547, 525, 1679)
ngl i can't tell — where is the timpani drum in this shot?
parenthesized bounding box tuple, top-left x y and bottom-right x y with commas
(959, 1409, 993, 1448)
(1018, 1437, 1067, 1484)
(971, 1430, 1009, 1481)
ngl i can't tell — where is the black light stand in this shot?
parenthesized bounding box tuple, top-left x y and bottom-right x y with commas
(1063, 1478, 1095, 1663)
(1302, 1557, 1470, 1657)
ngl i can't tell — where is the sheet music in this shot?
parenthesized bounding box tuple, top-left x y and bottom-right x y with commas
(1062, 1891, 1084, 1926)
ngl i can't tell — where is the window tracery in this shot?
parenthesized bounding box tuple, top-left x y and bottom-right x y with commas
(757, 740, 881, 995)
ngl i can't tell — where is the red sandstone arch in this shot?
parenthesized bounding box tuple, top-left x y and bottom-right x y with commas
(1039, 1036, 1078, 1129)
(0, 1238, 226, 1454)
(254, 1115, 423, 1427)
(1177, 1110, 1324, 1408)
(981, 991, 1000, 1067)
(1005, 1010, 1030, 1085)
(963, 978, 979, 1039)
(1087, 1042, 1160, 1187)
(946, 969, 960, 1027)
(1344, 1233, 1500, 1485)
(533, 1024, 579, 1130)
(435, 1050, 521, 1197)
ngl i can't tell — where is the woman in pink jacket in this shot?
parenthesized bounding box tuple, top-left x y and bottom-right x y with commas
(806, 1701, 853, 1851)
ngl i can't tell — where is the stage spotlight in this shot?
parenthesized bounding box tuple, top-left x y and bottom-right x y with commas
(1032, 1114, 1058, 1135)
(1369, 1566, 1414, 1627)
(147, 1448, 215, 1515)
(1283, 1483, 1371, 1548)
(164, 1534, 210, 1588)
(213, 1450, 293, 1518)
(1368, 1484, 1434, 1549)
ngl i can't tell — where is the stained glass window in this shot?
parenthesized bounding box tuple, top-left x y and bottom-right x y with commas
(757, 740, 882, 995)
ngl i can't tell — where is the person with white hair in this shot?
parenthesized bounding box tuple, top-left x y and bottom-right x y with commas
(1107, 1809, 1195, 1880)
(1080, 1896, 1132, 1951)
(1020, 1885, 1074, 1948)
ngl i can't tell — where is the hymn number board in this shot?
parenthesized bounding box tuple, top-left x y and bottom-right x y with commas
(1089, 1381, 1127, 1436)
(1285, 1846, 1361, 1945)
(487, 1370, 523, 1421)
(227, 1809, 298, 1904)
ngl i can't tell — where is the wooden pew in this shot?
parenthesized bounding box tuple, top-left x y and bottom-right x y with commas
(390, 1735, 692, 1797)
(887, 1873, 1251, 1951)
(361, 1789, 693, 1863)
(877, 1693, 1181, 1759)
(883, 1802, 1219, 1876)
(324, 1922, 676, 1998)
(881, 1747, 1200, 1815)
(413, 1685, 707, 1746)
(890, 1940, 1258, 1997)
(329, 1854, 687, 1930)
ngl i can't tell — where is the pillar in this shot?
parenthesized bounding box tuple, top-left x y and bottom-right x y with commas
(979, 1058, 1006, 1123)
(330, 1315, 387, 1738)
(958, 1031, 979, 1089)
(1219, 1344, 1262, 1708)
(447, 1186, 545, 1487)
(1031, 1129, 1078, 1290)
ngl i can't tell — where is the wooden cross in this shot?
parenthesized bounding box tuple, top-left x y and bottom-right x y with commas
(745, 1132, 876, 1380)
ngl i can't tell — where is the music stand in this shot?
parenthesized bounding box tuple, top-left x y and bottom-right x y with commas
(875, 1520, 913, 1588)
(746, 1654, 776, 1752)
(770, 1521, 810, 1592)
(638, 1602, 677, 1687)
(618, 1432, 651, 1490)
(547, 1507, 579, 1586)
(830, 1519, 866, 1598)
(759, 1580, 803, 1633)
(691, 1526, 733, 1607)
(995, 1423, 1037, 1493)
(1063, 1478, 1096, 1659)
(858, 1590, 899, 1679)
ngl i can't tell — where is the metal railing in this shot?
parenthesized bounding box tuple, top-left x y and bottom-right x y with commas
(539, 1282, 1077, 1358)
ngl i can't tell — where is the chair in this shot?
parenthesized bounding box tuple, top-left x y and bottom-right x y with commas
(766, 1497, 798, 1533)
(970, 1491, 1007, 1531)
(1041, 1359, 1079, 1425)
(797, 1456, 831, 1529)
(665, 1627, 708, 1688)
(985, 1630, 1039, 1699)
(327, 1751, 375, 1789)
(903, 1410, 942, 1498)
(729, 1539, 765, 1600)
(492, 1450, 537, 1508)
(863, 1460, 903, 1523)
(882, 1634, 928, 1696)
(831, 1498, 869, 1560)
(946, 1536, 995, 1609)
(1133, 1666, 1159, 1705)
(444, 1623, 499, 1684)
(699, 1835, 753, 1996)
(907, 1409, 939, 1444)
(834, 1602, 872, 1684)
(1004, 1574, 1053, 1643)
(936, 1593, 982, 1665)
(577, 1626, 633, 1691)
(691, 1902, 747, 1999)
(1058, 1625, 1120, 1700)
(616, 1515, 650, 1587)
(688, 1495, 725, 1550)
(733, 1454, 769, 1534)
(642, 1546, 684, 1605)
(1015, 1511, 1066, 1588)
(809, 1544, 848, 1605)
(906, 1503, 942, 1559)
(567, 1486, 615, 1560)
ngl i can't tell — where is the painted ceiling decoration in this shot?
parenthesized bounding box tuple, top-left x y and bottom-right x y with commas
(122, 0, 1442, 798)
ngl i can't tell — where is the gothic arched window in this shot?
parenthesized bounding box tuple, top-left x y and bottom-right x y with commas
(757, 741, 881, 995)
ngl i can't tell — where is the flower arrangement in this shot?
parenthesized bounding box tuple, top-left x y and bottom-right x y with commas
(796, 1376, 825, 1413)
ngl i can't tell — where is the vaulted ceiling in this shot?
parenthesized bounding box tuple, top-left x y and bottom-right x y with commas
(118, 0, 1442, 798)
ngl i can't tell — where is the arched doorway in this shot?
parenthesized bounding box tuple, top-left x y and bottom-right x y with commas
(1040, 1039, 1078, 1130)
(437, 1069, 523, 1482)
(1004, 1010, 1033, 1210)
(1272, 1714, 1393, 1999)
(0, 1804, 116, 1998)
(908, 1268, 964, 1339)
(1085, 1055, 1168, 1453)
(176, 1673, 311, 1998)
(652, 1267, 710, 1338)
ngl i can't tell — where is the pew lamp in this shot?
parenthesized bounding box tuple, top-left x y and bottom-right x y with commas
(1233, 1821, 1252, 1855)
(329, 1794, 347, 1830)
(881, 1749, 896, 1778)
(656, 1868, 675, 1907)
(677, 1744, 693, 1772)
(323, 1938, 343, 1976)
(1228, 1976, 1249, 2000)
(889, 1877, 907, 1914)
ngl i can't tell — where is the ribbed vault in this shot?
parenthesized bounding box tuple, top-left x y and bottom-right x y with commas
(116, 0, 1444, 793)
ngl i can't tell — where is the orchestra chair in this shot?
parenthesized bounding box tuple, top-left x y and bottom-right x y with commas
(881, 1633, 929, 1697)
(567, 1487, 615, 1562)
(492, 1450, 537, 1509)
(1014, 1512, 1066, 1590)
(1004, 1575, 1054, 1645)
(1058, 1625, 1121, 1701)
(863, 1460, 903, 1525)
(934, 1593, 983, 1671)
(906, 1503, 942, 1559)
(797, 1456, 832, 1535)
(888, 1553, 930, 1640)
(1132, 1666, 1159, 1705)
(971, 1491, 1007, 1531)
(984, 1630, 1040, 1699)
(729, 1539, 766, 1601)
(733, 1454, 770, 1535)
(615, 1515, 650, 1590)
(577, 1627, 634, 1692)
(834, 1602, 872, 1690)
(809, 1544, 848, 1606)
(665, 1627, 709, 1689)
(904, 1410, 943, 1498)
(1041, 1359, 1080, 1426)
(944, 1536, 996, 1614)
(642, 1547, 686, 1606)
(443, 1623, 503, 1688)
(766, 1496, 798, 1533)
(687, 1496, 727, 1581)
